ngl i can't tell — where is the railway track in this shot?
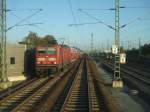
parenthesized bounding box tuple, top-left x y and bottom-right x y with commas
(127, 62, 150, 73)
(0, 60, 81, 112)
(60, 60, 89, 112)
(51, 58, 108, 112)
(49, 61, 82, 112)
(11, 75, 61, 112)
(102, 60, 150, 86)
(102, 60, 150, 105)
(0, 78, 50, 111)
(106, 60, 150, 80)
(122, 65, 150, 79)
(0, 78, 37, 100)
(0, 58, 111, 112)
(87, 59, 108, 112)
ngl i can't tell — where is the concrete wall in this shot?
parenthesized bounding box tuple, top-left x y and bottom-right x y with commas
(7, 43, 25, 77)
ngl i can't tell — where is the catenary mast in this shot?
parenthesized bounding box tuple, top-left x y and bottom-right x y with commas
(0, 0, 10, 89)
(112, 0, 123, 88)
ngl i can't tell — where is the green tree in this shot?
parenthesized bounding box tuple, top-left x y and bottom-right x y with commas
(23, 31, 39, 45)
(141, 43, 150, 56)
(43, 35, 57, 45)
(23, 32, 58, 46)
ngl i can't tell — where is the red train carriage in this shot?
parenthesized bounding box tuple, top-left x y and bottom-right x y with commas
(35, 44, 81, 76)
(36, 45, 69, 76)
(61, 45, 71, 66)
(70, 47, 81, 62)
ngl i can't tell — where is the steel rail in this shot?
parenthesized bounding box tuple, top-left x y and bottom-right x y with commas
(60, 57, 108, 112)
(49, 60, 82, 112)
(0, 78, 50, 111)
(0, 78, 37, 100)
(11, 75, 61, 112)
(86, 58, 102, 112)
(103, 60, 150, 86)
(60, 60, 89, 112)
(11, 61, 81, 112)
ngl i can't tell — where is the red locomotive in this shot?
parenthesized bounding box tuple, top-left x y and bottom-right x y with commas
(35, 44, 81, 76)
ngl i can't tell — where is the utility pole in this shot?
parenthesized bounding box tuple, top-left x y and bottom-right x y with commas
(106, 38, 110, 52)
(112, 0, 123, 88)
(139, 38, 141, 57)
(127, 41, 130, 50)
(58, 38, 65, 72)
(91, 33, 94, 52)
(0, 0, 11, 89)
(101, 42, 104, 52)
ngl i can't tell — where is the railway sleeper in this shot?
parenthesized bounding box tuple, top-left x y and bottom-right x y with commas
(64, 107, 88, 111)
(65, 105, 89, 109)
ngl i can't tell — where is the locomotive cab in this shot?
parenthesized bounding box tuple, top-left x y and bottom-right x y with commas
(35, 46, 59, 76)
(35, 44, 80, 77)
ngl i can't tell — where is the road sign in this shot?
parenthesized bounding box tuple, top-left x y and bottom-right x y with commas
(112, 45, 118, 54)
(120, 53, 126, 64)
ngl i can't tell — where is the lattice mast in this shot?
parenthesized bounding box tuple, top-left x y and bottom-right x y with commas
(0, 0, 8, 87)
(114, 0, 120, 79)
(113, 0, 123, 88)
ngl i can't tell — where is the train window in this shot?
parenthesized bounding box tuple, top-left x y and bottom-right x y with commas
(10, 57, 15, 64)
(37, 50, 46, 54)
(47, 48, 56, 54)
(47, 50, 56, 54)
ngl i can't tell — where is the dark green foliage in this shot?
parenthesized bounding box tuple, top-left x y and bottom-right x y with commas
(141, 43, 150, 56)
(61, 44, 70, 48)
(120, 46, 124, 52)
(43, 35, 57, 45)
(22, 31, 58, 46)
(127, 48, 139, 56)
(126, 43, 150, 58)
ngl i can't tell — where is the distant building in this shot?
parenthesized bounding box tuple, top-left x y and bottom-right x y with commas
(7, 43, 26, 81)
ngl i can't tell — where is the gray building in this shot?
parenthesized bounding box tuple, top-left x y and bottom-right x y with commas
(6, 43, 26, 81)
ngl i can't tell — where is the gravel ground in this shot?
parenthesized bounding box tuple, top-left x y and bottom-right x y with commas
(96, 63, 146, 112)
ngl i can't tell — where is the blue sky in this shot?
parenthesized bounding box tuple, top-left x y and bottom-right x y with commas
(7, 0, 150, 50)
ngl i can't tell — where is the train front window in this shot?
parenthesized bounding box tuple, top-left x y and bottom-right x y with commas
(37, 49, 46, 54)
(47, 48, 56, 54)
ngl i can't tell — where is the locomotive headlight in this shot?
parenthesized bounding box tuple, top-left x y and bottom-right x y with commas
(36, 62, 41, 64)
(37, 58, 45, 61)
(49, 58, 56, 61)
(54, 61, 56, 64)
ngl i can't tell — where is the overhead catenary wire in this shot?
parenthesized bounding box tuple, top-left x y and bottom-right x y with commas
(138, 18, 150, 20)
(68, 0, 82, 44)
(9, 11, 43, 25)
(123, 6, 150, 9)
(80, 6, 150, 11)
(32, 24, 51, 34)
(69, 22, 102, 26)
(8, 10, 51, 34)
(120, 12, 150, 28)
(77, 9, 115, 30)
(7, 9, 42, 31)
(76, 7, 150, 30)
(71, 9, 150, 30)
(14, 23, 43, 27)
(6, 8, 43, 12)
(68, 0, 78, 28)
